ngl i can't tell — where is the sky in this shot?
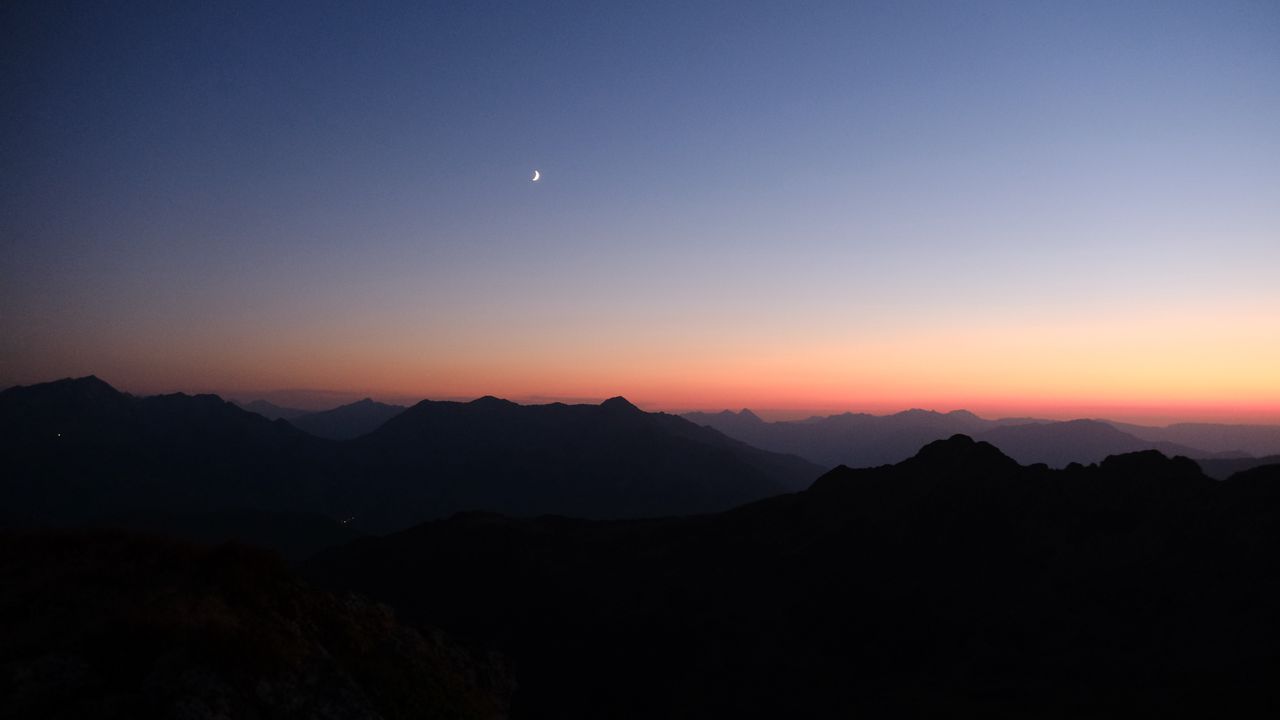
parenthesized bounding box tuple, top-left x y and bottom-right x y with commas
(2, 1, 1278, 424)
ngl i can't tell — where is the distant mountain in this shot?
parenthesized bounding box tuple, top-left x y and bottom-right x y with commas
(1109, 420, 1280, 457)
(1197, 455, 1280, 480)
(307, 436, 1280, 717)
(2, 378, 820, 535)
(683, 407, 1027, 468)
(236, 398, 310, 420)
(685, 408, 1227, 469)
(290, 397, 406, 440)
(345, 395, 821, 530)
(974, 419, 1213, 466)
(1, 530, 511, 718)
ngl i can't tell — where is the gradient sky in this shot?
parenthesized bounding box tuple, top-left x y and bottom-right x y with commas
(3, 1, 1278, 423)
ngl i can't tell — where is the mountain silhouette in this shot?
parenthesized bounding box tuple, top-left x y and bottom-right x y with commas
(0, 377, 338, 528)
(974, 418, 1213, 466)
(683, 407, 1021, 467)
(307, 436, 1280, 717)
(289, 397, 406, 439)
(1197, 454, 1280, 480)
(685, 407, 1233, 468)
(1, 378, 818, 536)
(235, 398, 310, 420)
(1110, 420, 1280, 457)
(343, 394, 820, 530)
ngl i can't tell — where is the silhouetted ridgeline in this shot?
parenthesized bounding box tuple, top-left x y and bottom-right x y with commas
(308, 437, 1280, 718)
(233, 398, 309, 421)
(0, 377, 818, 537)
(684, 408, 1268, 468)
(286, 398, 407, 440)
(0, 530, 511, 719)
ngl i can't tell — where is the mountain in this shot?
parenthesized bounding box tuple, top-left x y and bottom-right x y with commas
(307, 436, 1280, 717)
(1197, 455, 1280, 480)
(236, 398, 310, 420)
(1, 378, 820, 536)
(684, 407, 1022, 467)
(1109, 420, 1280, 457)
(974, 418, 1213, 466)
(290, 397, 406, 439)
(685, 408, 1226, 469)
(342, 394, 821, 530)
(0, 377, 341, 528)
(0, 530, 511, 719)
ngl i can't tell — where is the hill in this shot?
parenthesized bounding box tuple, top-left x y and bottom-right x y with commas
(307, 436, 1280, 717)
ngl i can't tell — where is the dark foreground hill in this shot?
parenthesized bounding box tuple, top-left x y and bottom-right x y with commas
(0, 530, 511, 719)
(0, 378, 819, 536)
(289, 398, 407, 440)
(308, 437, 1280, 718)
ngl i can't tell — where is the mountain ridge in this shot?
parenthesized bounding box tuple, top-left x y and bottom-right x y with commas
(1, 377, 819, 536)
(684, 406, 1273, 468)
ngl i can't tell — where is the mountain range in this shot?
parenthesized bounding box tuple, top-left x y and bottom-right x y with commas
(0, 377, 816, 536)
(236, 397, 408, 439)
(6, 375, 1280, 716)
(684, 407, 1273, 471)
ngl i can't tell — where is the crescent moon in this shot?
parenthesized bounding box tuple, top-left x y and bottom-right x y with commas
(531, 170, 540, 182)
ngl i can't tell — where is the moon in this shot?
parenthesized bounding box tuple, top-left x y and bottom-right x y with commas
(531, 170, 541, 182)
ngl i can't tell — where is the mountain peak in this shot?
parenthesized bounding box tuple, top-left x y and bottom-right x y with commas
(738, 408, 763, 422)
(54, 375, 118, 393)
(600, 396, 640, 412)
(910, 434, 1019, 474)
(470, 395, 516, 408)
(1099, 449, 1202, 479)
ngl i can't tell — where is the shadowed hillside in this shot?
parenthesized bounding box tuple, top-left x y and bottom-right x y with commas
(0, 530, 511, 719)
(308, 436, 1280, 718)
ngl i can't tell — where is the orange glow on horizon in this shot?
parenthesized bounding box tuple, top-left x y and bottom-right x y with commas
(9, 289, 1278, 426)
